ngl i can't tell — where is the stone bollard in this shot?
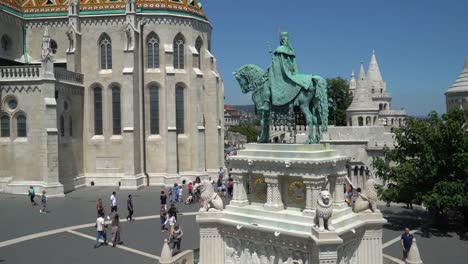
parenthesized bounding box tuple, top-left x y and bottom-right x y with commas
(159, 239, 173, 264)
(405, 238, 423, 264)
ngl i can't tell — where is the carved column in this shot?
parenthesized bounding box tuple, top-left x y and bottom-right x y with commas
(199, 225, 225, 264)
(356, 228, 383, 264)
(230, 171, 249, 207)
(333, 173, 347, 208)
(264, 174, 283, 211)
(303, 177, 325, 216)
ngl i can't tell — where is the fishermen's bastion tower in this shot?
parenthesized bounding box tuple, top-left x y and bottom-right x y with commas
(0, 0, 224, 196)
(446, 54, 468, 112)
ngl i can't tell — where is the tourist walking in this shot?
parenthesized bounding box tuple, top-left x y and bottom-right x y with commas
(221, 180, 227, 197)
(28, 186, 38, 206)
(160, 190, 167, 211)
(188, 181, 193, 195)
(164, 212, 177, 233)
(170, 224, 184, 253)
(111, 214, 122, 247)
(96, 198, 105, 217)
(109, 191, 117, 220)
(218, 167, 225, 179)
(160, 205, 168, 232)
(217, 178, 222, 194)
(39, 190, 47, 214)
(126, 194, 134, 222)
(401, 228, 414, 260)
(172, 184, 179, 204)
(227, 177, 233, 197)
(178, 185, 183, 203)
(168, 203, 178, 221)
(94, 213, 108, 248)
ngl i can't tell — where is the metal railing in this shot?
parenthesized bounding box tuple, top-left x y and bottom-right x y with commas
(379, 110, 406, 116)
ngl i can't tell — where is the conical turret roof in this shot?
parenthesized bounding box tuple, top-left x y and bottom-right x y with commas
(367, 50, 383, 81)
(447, 55, 468, 93)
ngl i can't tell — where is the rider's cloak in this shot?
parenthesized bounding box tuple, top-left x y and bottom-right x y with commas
(268, 42, 312, 106)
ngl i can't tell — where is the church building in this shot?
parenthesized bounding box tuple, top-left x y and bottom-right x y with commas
(0, 0, 224, 196)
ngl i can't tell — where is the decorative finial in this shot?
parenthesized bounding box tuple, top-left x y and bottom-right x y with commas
(372, 49, 375, 54)
(351, 70, 355, 77)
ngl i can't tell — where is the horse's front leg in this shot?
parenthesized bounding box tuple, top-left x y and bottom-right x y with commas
(259, 110, 268, 143)
(300, 104, 313, 144)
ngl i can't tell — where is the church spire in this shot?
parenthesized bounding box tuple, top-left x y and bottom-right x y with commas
(358, 61, 366, 80)
(367, 50, 383, 81)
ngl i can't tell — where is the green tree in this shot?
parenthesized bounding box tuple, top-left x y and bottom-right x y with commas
(326, 77, 352, 126)
(373, 109, 468, 224)
(229, 122, 260, 143)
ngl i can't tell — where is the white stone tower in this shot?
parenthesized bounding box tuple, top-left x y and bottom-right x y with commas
(446, 54, 468, 111)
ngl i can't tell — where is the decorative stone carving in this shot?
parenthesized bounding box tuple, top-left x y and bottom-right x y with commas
(224, 235, 308, 264)
(199, 179, 223, 211)
(124, 22, 136, 51)
(66, 25, 75, 53)
(353, 179, 379, 213)
(315, 190, 334, 231)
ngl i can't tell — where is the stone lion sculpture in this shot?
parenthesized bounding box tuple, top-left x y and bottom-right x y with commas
(353, 179, 380, 213)
(199, 179, 224, 212)
(315, 190, 334, 231)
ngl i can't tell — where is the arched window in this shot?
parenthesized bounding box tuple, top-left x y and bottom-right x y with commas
(99, 34, 112, 70)
(50, 39, 58, 54)
(147, 33, 160, 69)
(112, 87, 121, 135)
(173, 34, 185, 69)
(149, 86, 160, 134)
(360, 166, 364, 176)
(399, 118, 402, 127)
(371, 88, 375, 94)
(391, 119, 394, 125)
(354, 166, 358, 176)
(195, 37, 203, 69)
(94, 87, 103, 135)
(0, 115, 9, 137)
(366, 116, 371, 126)
(69, 117, 73, 137)
(358, 116, 364, 126)
(60, 115, 65, 137)
(348, 118, 352, 126)
(17, 115, 27, 137)
(373, 116, 377, 125)
(175, 85, 184, 134)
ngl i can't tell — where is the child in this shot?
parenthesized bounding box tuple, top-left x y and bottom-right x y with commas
(40, 190, 47, 213)
(178, 185, 183, 203)
(28, 186, 37, 206)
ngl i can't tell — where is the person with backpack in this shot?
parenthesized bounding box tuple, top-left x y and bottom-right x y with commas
(28, 186, 37, 206)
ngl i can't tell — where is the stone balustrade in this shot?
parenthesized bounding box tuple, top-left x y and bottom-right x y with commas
(379, 109, 406, 116)
(372, 93, 392, 99)
(54, 68, 84, 84)
(0, 65, 41, 80)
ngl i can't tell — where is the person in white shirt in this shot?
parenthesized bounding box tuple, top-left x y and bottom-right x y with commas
(178, 186, 183, 203)
(94, 214, 108, 248)
(109, 191, 117, 220)
(164, 214, 177, 233)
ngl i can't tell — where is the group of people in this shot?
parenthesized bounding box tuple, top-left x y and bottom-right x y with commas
(94, 192, 134, 248)
(211, 167, 233, 197)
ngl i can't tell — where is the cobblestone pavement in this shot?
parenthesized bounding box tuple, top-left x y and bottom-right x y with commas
(0, 187, 466, 263)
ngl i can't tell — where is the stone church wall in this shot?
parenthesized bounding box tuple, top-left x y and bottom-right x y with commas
(0, 11, 23, 63)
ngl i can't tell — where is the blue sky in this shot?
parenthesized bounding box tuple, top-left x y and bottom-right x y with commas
(202, 0, 468, 116)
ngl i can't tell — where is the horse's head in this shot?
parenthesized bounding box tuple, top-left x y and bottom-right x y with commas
(233, 64, 266, 94)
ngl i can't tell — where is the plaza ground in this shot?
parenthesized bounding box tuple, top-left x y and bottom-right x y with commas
(0, 187, 466, 263)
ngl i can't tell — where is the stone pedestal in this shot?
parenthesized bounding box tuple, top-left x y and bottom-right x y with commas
(198, 144, 387, 264)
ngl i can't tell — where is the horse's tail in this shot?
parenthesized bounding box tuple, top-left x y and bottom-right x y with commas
(315, 77, 329, 132)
